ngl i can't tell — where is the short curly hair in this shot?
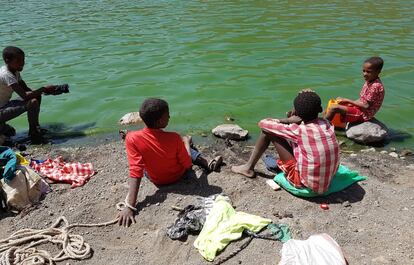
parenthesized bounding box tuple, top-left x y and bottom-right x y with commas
(2, 46, 24, 63)
(139, 98, 169, 128)
(293, 91, 322, 122)
(364, 56, 384, 72)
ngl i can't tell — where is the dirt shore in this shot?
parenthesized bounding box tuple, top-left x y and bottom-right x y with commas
(0, 136, 413, 265)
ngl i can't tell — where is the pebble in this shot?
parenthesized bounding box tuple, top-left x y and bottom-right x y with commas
(155, 202, 160, 206)
(350, 153, 358, 157)
(143, 232, 147, 235)
(406, 164, 414, 170)
(380, 150, 388, 154)
(342, 201, 351, 207)
(389, 152, 399, 158)
(400, 156, 405, 160)
(361, 147, 376, 153)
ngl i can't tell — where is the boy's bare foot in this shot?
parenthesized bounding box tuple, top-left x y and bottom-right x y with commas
(231, 164, 255, 178)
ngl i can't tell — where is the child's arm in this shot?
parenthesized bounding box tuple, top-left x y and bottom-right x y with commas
(118, 133, 145, 227)
(178, 135, 192, 169)
(118, 177, 141, 227)
(10, 82, 55, 100)
(336, 97, 369, 110)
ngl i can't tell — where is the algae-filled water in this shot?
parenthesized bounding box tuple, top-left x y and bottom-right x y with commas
(0, 0, 413, 148)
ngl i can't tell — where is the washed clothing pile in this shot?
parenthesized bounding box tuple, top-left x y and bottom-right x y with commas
(30, 156, 95, 188)
(167, 195, 224, 240)
(0, 146, 17, 182)
(194, 195, 272, 261)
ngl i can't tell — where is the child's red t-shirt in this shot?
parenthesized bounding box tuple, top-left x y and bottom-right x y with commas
(359, 78, 385, 121)
(125, 128, 192, 185)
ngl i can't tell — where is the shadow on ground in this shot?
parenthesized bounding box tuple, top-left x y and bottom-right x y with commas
(11, 122, 98, 145)
(303, 183, 366, 204)
(135, 169, 223, 211)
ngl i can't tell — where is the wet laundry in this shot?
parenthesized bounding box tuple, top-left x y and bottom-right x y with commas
(30, 156, 95, 188)
(0, 146, 17, 182)
(167, 195, 229, 240)
(193, 195, 272, 261)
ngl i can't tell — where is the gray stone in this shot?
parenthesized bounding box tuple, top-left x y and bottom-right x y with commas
(345, 118, 388, 144)
(389, 152, 399, 158)
(119, 112, 143, 125)
(212, 124, 248, 140)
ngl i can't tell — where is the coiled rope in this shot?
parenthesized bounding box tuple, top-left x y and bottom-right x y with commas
(0, 201, 132, 265)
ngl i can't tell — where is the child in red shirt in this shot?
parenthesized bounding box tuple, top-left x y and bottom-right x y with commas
(117, 98, 222, 227)
(325, 57, 385, 123)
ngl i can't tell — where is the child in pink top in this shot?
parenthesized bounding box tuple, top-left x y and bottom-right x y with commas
(325, 57, 385, 123)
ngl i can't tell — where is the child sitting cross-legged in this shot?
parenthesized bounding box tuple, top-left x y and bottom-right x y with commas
(232, 89, 340, 194)
(117, 98, 222, 227)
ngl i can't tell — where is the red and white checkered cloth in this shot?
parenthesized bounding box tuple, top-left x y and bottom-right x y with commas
(30, 156, 96, 188)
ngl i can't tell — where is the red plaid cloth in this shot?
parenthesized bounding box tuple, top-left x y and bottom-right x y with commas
(30, 156, 95, 188)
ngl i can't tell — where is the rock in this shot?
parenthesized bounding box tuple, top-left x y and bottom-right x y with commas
(342, 201, 351, 207)
(119, 112, 143, 125)
(389, 152, 399, 158)
(212, 124, 248, 140)
(380, 150, 388, 154)
(345, 118, 388, 144)
(350, 153, 358, 157)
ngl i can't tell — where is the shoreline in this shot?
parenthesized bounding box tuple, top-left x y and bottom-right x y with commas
(1, 136, 413, 264)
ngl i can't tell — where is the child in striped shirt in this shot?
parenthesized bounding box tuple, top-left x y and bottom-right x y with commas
(232, 89, 340, 194)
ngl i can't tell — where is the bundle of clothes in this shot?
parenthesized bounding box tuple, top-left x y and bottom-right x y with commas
(0, 146, 95, 212)
(167, 195, 348, 265)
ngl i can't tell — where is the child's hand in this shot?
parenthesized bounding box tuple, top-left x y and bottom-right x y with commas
(336, 97, 347, 103)
(286, 109, 296, 118)
(43, 85, 56, 94)
(117, 208, 136, 227)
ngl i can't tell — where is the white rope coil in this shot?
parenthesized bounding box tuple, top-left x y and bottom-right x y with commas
(0, 211, 121, 264)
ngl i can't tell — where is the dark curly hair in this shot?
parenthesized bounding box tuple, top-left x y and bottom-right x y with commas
(293, 91, 322, 122)
(2, 46, 24, 63)
(139, 98, 169, 128)
(364, 56, 384, 72)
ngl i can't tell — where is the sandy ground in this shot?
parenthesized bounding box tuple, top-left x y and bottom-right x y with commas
(0, 136, 413, 265)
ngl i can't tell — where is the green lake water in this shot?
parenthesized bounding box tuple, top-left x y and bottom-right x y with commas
(1, 0, 413, 147)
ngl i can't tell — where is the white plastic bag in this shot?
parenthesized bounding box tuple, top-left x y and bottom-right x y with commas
(279, 233, 347, 265)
